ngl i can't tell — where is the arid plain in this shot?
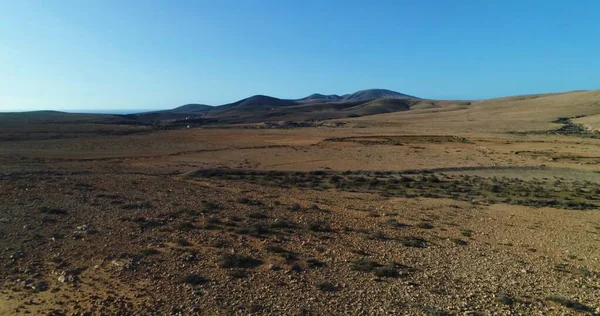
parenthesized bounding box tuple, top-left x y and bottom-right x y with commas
(1, 90, 600, 315)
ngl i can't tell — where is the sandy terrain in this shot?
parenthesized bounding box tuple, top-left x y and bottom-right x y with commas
(1, 91, 600, 315)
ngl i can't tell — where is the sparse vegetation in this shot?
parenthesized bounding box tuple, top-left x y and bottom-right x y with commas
(139, 248, 160, 258)
(271, 219, 295, 228)
(496, 293, 514, 305)
(385, 219, 408, 228)
(460, 229, 473, 237)
(189, 169, 600, 210)
(399, 236, 427, 248)
(307, 220, 331, 232)
(180, 273, 208, 285)
(416, 222, 434, 229)
(120, 201, 153, 210)
(248, 212, 269, 219)
(374, 265, 399, 278)
(316, 282, 338, 292)
(39, 206, 68, 215)
(451, 238, 468, 246)
(175, 238, 192, 247)
(5, 92, 600, 314)
(367, 230, 386, 240)
(545, 295, 595, 313)
(218, 254, 263, 269)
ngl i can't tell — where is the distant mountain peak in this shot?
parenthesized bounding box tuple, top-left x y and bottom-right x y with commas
(171, 103, 212, 113)
(297, 93, 343, 104)
(342, 89, 419, 102)
(301, 93, 342, 100)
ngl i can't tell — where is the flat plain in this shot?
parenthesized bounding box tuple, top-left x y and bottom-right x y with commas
(1, 90, 600, 315)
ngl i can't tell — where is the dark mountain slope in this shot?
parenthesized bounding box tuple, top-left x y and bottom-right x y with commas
(207, 95, 298, 116)
(297, 93, 343, 103)
(342, 89, 419, 101)
(171, 104, 212, 113)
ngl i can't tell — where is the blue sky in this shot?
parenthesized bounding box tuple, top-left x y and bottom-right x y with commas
(1, 1, 599, 112)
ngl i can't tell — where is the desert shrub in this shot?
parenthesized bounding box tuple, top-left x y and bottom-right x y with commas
(426, 175, 441, 183)
(120, 201, 153, 210)
(545, 296, 594, 312)
(316, 282, 338, 292)
(175, 238, 192, 247)
(236, 197, 250, 204)
(39, 207, 69, 215)
(368, 178, 381, 186)
(271, 219, 294, 228)
(290, 263, 303, 272)
(349, 259, 381, 272)
(202, 202, 220, 212)
(218, 254, 263, 269)
(248, 305, 263, 313)
(236, 198, 263, 206)
(367, 230, 386, 240)
(306, 258, 326, 268)
(460, 229, 473, 237)
(248, 212, 269, 219)
(353, 176, 367, 184)
(139, 248, 160, 258)
(227, 270, 248, 278)
(206, 217, 222, 224)
(329, 175, 342, 183)
(399, 236, 427, 248)
(451, 238, 468, 246)
(416, 222, 434, 229)
(419, 306, 451, 316)
(308, 220, 331, 232)
(349, 249, 369, 256)
(374, 265, 399, 278)
(181, 273, 208, 285)
(496, 293, 514, 305)
(234, 223, 269, 236)
(212, 240, 228, 248)
(229, 215, 243, 221)
(400, 176, 415, 183)
(177, 221, 196, 231)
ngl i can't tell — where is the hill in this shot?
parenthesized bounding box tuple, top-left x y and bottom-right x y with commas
(341, 89, 419, 101)
(171, 104, 212, 114)
(297, 93, 343, 103)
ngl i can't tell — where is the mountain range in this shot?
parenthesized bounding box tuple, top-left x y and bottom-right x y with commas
(131, 89, 424, 123)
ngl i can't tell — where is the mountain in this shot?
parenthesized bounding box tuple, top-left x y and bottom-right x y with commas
(171, 104, 212, 114)
(297, 93, 343, 103)
(223, 95, 297, 108)
(127, 88, 423, 123)
(341, 89, 419, 102)
(208, 95, 298, 116)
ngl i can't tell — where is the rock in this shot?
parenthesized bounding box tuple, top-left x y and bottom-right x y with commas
(58, 270, 78, 284)
(10, 251, 24, 260)
(269, 264, 280, 271)
(76, 224, 89, 231)
(190, 306, 201, 313)
(34, 281, 49, 292)
(111, 259, 134, 271)
(290, 263, 303, 272)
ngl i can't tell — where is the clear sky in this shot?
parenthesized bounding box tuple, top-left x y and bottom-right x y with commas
(1, 1, 599, 112)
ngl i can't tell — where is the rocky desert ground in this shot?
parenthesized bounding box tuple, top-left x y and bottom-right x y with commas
(1, 90, 600, 315)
